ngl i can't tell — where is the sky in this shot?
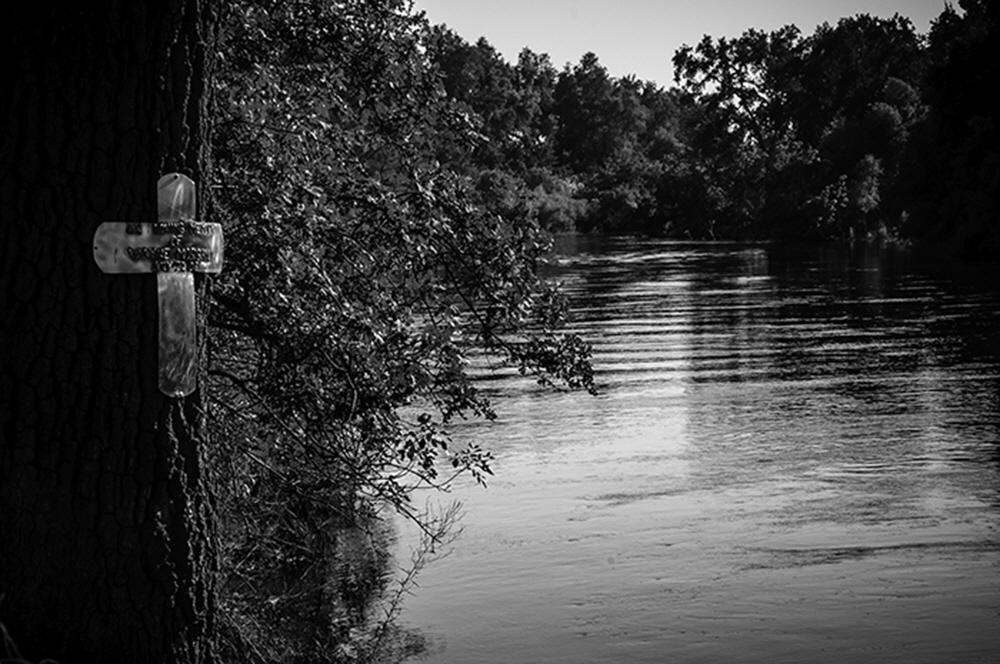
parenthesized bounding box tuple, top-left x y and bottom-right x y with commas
(411, 0, 949, 88)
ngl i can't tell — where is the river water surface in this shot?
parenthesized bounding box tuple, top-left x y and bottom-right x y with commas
(398, 239, 1000, 664)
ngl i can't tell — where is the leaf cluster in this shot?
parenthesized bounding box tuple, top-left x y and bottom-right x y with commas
(205, 1, 594, 660)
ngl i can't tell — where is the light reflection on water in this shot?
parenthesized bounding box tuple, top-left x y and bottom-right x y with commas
(399, 239, 1000, 664)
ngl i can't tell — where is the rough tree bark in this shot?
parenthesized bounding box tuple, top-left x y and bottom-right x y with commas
(0, 2, 218, 662)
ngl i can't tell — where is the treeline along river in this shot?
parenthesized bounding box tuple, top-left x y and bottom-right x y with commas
(398, 237, 1000, 664)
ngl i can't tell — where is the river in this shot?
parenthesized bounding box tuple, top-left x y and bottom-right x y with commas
(397, 238, 1000, 664)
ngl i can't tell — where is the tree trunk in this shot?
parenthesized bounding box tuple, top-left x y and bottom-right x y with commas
(0, 2, 218, 662)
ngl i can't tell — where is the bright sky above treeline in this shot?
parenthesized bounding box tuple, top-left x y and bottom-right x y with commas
(411, 0, 949, 88)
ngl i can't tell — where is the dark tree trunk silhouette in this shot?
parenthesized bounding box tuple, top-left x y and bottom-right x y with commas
(0, 2, 218, 662)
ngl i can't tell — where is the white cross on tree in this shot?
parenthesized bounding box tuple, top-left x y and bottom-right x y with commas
(93, 173, 223, 397)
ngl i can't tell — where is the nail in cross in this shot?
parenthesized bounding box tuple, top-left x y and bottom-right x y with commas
(93, 173, 223, 397)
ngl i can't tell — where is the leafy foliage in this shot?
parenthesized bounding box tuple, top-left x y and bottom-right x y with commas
(207, 1, 593, 660)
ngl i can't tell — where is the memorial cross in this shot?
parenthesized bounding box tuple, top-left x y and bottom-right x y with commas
(93, 173, 223, 397)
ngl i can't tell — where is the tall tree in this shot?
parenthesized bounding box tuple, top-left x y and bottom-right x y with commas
(905, 0, 999, 255)
(673, 25, 816, 236)
(795, 14, 924, 146)
(0, 2, 218, 662)
(553, 52, 619, 173)
(799, 14, 924, 238)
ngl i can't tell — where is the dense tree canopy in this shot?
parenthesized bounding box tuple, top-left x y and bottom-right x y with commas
(412, 3, 996, 249)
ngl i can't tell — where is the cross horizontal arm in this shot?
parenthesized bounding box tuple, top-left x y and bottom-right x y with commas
(93, 220, 223, 274)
